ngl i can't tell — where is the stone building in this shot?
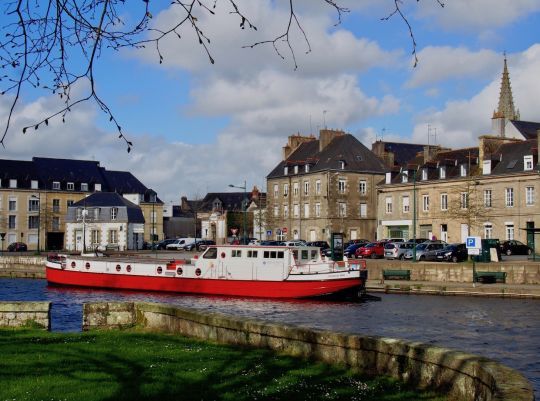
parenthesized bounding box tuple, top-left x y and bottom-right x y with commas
(0, 157, 162, 250)
(266, 129, 386, 242)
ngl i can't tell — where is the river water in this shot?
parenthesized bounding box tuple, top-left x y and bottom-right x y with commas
(1, 278, 539, 398)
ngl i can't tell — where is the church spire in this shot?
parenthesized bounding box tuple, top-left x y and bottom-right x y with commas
(495, 54, 519, 121)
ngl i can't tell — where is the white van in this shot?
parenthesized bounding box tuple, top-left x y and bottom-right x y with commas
(165, 238, 202, 250)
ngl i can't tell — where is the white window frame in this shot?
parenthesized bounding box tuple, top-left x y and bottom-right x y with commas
(402, 196, 410, 213)
(94, 183, 102, 191)
(109, 230, 118, 244)
(526, 186, 534, 205)
(294, 165, 298, 174)
(524, 155, 533, 171)
(283, 184, 289, 196)
(52, 181, 61, 190)
(460, 164, 467, 177)
(360, 203, 367, 218)
(8, 197, 17, 212)
(338, 202, 347, 217)
(338, 178, 346, 193)
(440, 193, 448, 211)
(284, 166, 288, 175)
(359, 180, 367, 195)
(31, 180, 39, 189)
(273, 206, 279, 217)
(293, 204, 299, 218)
(67, 182, 74, 191)
(505, 224, 514, 240)
(385, 197, 393, 214)
(484, 189, 492, 207)
(303, 181, 309, 195)
(110, 207, 118, 221)
(422, 195, 430, 212)
(460, 192, 468, 209)
(283, 205, 289, 218)
(505, 188, 514, 207)
(315, 180, 321, 195)
(439, 166, 446, 179)
(315, 203, 321, 217)
(304, 164, 310, 173)
(273, 184, 278, 198)
(304, 203, 310, 218)
(402, 172, 408, 183)
(484, 224, 493, 239)
(81, 183, 88, 191)
(293, 182, 299, 196)
(421, 169, 428, 181)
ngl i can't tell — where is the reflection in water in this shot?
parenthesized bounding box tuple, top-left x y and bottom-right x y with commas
(1, 278, 539, 398)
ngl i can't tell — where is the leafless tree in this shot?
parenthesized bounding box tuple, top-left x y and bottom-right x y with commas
(0, 0, 443, 150)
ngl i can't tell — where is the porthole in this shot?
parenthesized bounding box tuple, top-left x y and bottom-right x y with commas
(195, 268, 201, 276)
(157, 266, 163, 274)
(177, 267, 183, 275)
(71, 261, 76, 268)
(221, 252, 226, 258)
(126, 265, 132, 273)
(116, 264, 121, 272)
(85, 262, 90, 269)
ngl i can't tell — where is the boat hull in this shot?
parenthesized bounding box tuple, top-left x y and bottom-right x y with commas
(46, 266, 364, 299)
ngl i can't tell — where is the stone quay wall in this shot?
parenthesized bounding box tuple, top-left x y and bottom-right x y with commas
(83, 301, 534, 401)
(0, 302, 51, 330)
(0, 256, 46, 279)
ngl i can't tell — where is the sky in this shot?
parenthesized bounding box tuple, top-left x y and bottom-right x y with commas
(1, 0, 539, 205)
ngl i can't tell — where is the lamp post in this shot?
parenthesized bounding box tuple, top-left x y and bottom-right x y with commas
(229, 181, 247, 244)
(412, 169, 417, 262)
(31, 194, 41, 254)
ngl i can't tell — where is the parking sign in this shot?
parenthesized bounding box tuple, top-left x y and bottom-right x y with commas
(466, 236, 481, 249)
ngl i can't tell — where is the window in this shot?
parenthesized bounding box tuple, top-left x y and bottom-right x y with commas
(81, 183, 88, 191)
(273, 184, 278, 197)
(273, 206, 279, 217)
(28, 215, 40, 229)
(283, 184, 289, 196)
(482, 160, 491, 175)
(67, 200, 74, 207)
(284, 166, 288, 175)
(232, 250, 242, 257)
(339, 160, 345, 170)
(359, 180, 367, 195)
(304, 164, 310, 173)
(484, 190, 492, 207)
(283, 205, 289, 218)
(67, 182, 74, 190)
(108, 230, 118, 244)
(505, 224, 514, 240)
(505, 188, 514, 207)
(94, 183, 102, 191)
(294, 165, 298, 174)
(111, 207, 118, 220)
(293, 204, 299, 218)
(360, 203, 367, 218)
(338, 202, 347, 217)
(303, 181, 309, 195)
(263, 251, 284, 259)
(440, 193, 448, 211)
(212, 200, 222, 211)
(402, 196, 410, 213)
(31, 180, 39, 189)
(315, 203, 321, 217)
(203, 248, 218, 259)
(421, 169, 428, 181)
(524, 155, 534, 171)
(484, 224, 493, 239)
(8, 215, 16, 229)
(247, 250, 258, 258)
(91, 230, 101, 244)
(385, 197, 393, 214)
(150, 211, 157, 224)
(526, 187, 534, 205)
(402, 172, 408, 183)
(460, 192, 468, 209)
(8, 198, 16, 211)
(460, 164, 467, 177)
(315, 180, 321, 194)
(52, 217, 60, 231)
(9, 179, 17, 188)
(304, 203, 310, 218)
(439, 166, 446, 179)
(293, 182, 299, 196)
(338, 178, 346, 193)
(53, 199, 60, 212)
(422, 195, 430, 212)
(28, 198, 39, 212)
(52, 181, 60, 190)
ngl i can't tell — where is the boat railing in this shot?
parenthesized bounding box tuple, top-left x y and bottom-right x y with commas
(290, 258, 366, 275)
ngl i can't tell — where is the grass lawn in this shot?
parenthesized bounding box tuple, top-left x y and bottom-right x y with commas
(0, 329, 446, 401)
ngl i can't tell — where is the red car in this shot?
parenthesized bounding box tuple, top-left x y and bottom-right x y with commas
(355, 242, 385, 259)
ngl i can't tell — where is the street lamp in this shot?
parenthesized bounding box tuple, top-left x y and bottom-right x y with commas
(412, 169, 417, 262)
(31, 194, 41, 254)
(229, 181, 247, 244)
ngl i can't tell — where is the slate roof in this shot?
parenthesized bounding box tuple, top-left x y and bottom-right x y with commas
(71, 192, 145, 223)
(33, 157, 106, 189)
(199, 192, 256, 212)
(380, 142, 426, 166)
(267, 134, 387, 179)
(490, 139, 538, 175)
(0, 160, 38, 188)
(510, 120, 540, 140)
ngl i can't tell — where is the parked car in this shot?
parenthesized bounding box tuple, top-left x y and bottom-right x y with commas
(260, 240, 283, 246)
(166, 238, 201, 250)
(499, 240, 532, 256)
(384, 242, 414, 260)
(306, 241, 330, 251)
(283, 241, 305, 247)
(7, 242, 27, 252)
(355, 242, 385, 259)
(424, 243, 468, 263)
(404, 242, 445, 261)
(153, 238, 177, 250)
(183, 240, 210, 251)
(345, 239, 370, 248)
(344, 242, 367, 258)
(195, 240, 215, 251)
(405, 238, 430, 245)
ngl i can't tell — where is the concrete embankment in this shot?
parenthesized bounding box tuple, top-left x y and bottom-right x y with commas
(0, 302, 50, 329)
(0, 255, 45, 279)
(82, 301, 535, 401)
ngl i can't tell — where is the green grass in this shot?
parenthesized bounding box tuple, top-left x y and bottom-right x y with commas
(0, 329, 446, 401)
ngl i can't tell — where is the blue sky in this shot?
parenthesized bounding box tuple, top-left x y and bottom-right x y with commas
(1, 1, 540, 203)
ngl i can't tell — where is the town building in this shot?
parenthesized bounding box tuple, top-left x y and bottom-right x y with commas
(65, 192, 145, 251)
(163, 196, 203, 239)
(0, 157, 163, 251)
(266, 129, 386, 242)
(376, 58, 540, 247)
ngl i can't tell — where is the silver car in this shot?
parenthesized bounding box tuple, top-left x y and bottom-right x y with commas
(384, 242, 414, 260)
(404, 242, 445, 261)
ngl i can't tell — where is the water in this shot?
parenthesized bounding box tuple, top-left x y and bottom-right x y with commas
(1, 278, 539, 398)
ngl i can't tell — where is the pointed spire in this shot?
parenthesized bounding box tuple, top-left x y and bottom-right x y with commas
(496, 54, 519, 121)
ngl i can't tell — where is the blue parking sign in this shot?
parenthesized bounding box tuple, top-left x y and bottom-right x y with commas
(466, 236, 481, 249)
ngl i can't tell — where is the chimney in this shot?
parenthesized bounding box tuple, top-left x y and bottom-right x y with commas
(319, 129, 345, 152)
(282, 133, 314, 160)
(181, 196, 190, 212)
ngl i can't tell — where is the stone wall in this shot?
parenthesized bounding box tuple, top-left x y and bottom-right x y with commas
(0, 256, 46, 279)
(83, 302, 534, 401)
(0, 302, 51, 329)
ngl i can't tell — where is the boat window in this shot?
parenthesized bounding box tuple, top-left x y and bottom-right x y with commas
(301, 250, 308, 260)
(311, 250, 318, 259)
(232, 250, 242, 257)
(247, 250, 258, 258)
(263, 251, 284, 259)
(270, 251, 277, 258)
(264, 251, 269, 258)
(277, 251, 284, 259)
(292, 250, 298, 260)
(203, 247, 218, 259)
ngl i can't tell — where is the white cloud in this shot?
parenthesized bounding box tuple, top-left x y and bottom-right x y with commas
(406, 47, 500, 88)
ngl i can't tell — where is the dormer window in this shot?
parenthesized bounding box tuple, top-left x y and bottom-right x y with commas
(9, 179, 17, 188)
(31, 180, 39, 189)
(339, 160, 346, 170)
(401, 171, 408, 183)
(483, 160, 492, 175)
(439, 166, 446, 179)
(304, 164, 310, 173)
(284, 166, 288, 175)
(67, 182, 74, 191)
(293, 165, 298, 174)
(81, 183, 88, 191)
(94, 183, 102, 191)
(460, 164, 467, 177)
(524, 155, 534, 171)
(421, 169, 428, 181)
(52, 181, 60, 190)
(212, 200, 222, 211)
(385, 172, 391, 184)
(110, 207, 118, 221)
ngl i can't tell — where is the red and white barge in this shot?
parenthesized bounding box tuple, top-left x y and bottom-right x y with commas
(46, 245, 367, 299)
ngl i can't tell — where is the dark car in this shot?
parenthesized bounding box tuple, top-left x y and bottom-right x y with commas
(306, 241, 330, 250)
(405, 238, 430, 245)
(193, 240, 215, 251)
(154, 238, 178, 250)
(424, 243, 468, 263)
(355, 242, 385, 259)
(344, 242, 367, 258)
(7, 242, 27, 252)
(260, 240, 283, 246)
(499, 240, 532, 256)
(344, 239, 370, 248)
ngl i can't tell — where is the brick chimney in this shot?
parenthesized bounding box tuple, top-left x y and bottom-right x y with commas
(282, 133, 314, 160)
(181, 196, 190, 212)
(478, 135, 523, 164)
(319, 129, 344, 152)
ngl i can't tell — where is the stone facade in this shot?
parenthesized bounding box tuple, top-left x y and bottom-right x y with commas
(0, 301, 50, 329)
(83, 302, 534, 401)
